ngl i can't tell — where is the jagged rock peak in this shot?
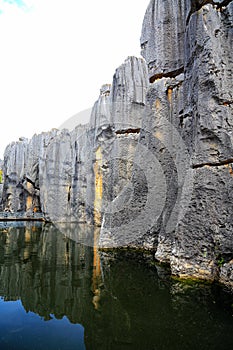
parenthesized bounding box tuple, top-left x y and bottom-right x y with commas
(89, 56, 149, 131)
(100, 84, 111, 96)
(110, 56, 149, 105)
(140, 0, 233, 83)
(140, 0, 186, 82)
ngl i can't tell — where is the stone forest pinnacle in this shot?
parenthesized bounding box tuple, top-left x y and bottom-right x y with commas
(0, 1, 233, 287)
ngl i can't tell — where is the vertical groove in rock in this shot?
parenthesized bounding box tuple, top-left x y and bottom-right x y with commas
(140, 0, 186, 81)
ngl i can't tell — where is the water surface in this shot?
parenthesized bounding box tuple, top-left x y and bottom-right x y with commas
(0, 222, 233, 350)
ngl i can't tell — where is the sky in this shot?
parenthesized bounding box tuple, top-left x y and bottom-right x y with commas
(0, 0, 150, 158)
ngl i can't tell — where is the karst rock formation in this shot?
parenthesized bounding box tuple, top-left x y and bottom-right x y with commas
(1, 0, 233, 286)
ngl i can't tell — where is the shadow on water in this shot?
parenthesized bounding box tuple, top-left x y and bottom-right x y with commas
(0, 222, 233, 350)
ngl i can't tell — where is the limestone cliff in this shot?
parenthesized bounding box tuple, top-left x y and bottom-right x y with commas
(0, 0, 233, 287)
(139, 0, 233, 283)
(100, 0, 233, 286)
(1, 56, 148, 226)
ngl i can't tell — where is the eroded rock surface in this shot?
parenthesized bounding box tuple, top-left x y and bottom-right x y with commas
(140, 0, 185, 81)
(100, 0, 233, 285)
(139, 0, 233, 283)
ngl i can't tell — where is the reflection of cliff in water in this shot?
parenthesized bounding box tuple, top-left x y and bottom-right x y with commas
(0, 223, 99, 323)
(0, 222, 104, 350)
(0, 223, 233, 350)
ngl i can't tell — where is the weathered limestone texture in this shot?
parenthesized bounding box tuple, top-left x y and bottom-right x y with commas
(1, 131, 58, 215)
(1, 57, 148, 226)
(39, 129, 74, 222)
(25, 131, 58, 214)
(172, 2, 233, 282)
(140, 0, 185, 81)
(94, 57, 149, 242)
(2, 138, 29, 212)
(139, 0, 233, 283)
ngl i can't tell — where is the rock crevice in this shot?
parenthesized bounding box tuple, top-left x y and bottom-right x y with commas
(192, 159, 233, 168)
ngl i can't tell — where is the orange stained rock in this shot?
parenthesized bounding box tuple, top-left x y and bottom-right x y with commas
(94, 147, 103, 226)
(167, 87, 173, 104)
(26, 196, 32, 212)
(92, 228, 102, 310)
(226, 164, 233, 175)
(155, 131, 164, 141)
(26, 182, 33, 211)
(93, 228, 101, 286)
(23, 249, 30, 260)
(155, 98, 161, 110)
(25, 228, 31, 243)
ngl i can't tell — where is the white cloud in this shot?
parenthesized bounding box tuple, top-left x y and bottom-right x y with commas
(0, 0, 149, 157)
(0, 0, 32, 13)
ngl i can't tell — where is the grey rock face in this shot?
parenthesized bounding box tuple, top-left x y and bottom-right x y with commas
(183, 3, 233, 165)
(139, 0, 233, 283)
(1, 57, 148, 226)
(170, 1, 233, 281)
(90, 58, 149, 236)
(1, 131, 58, 215)
(25, 131, 58, 214)
(90, 56, 148, 131)
(2, 138, 28, 212)
(140, 74, 189, 260)
(39, 129, 74, 222)
(140, 0, 185, 81)
(171, 165, 233, 281)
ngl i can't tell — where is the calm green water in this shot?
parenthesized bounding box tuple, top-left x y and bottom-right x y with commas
(0, 222, 233, 350)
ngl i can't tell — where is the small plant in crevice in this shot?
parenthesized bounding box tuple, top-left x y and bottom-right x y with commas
(217, 256, 225, 267)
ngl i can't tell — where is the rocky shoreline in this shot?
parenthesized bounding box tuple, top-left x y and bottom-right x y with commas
(0, 212, 45, 221)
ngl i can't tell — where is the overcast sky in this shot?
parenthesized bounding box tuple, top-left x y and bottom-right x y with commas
(0, 0, 149, 158)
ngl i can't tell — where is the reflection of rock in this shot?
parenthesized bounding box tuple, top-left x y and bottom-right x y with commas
(98, 249, 233, 350)
(0, 223, 134, 348)
(0, 222, 106, 348)
(0, 224, 233, 349)
(0, 223, 94, 322)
